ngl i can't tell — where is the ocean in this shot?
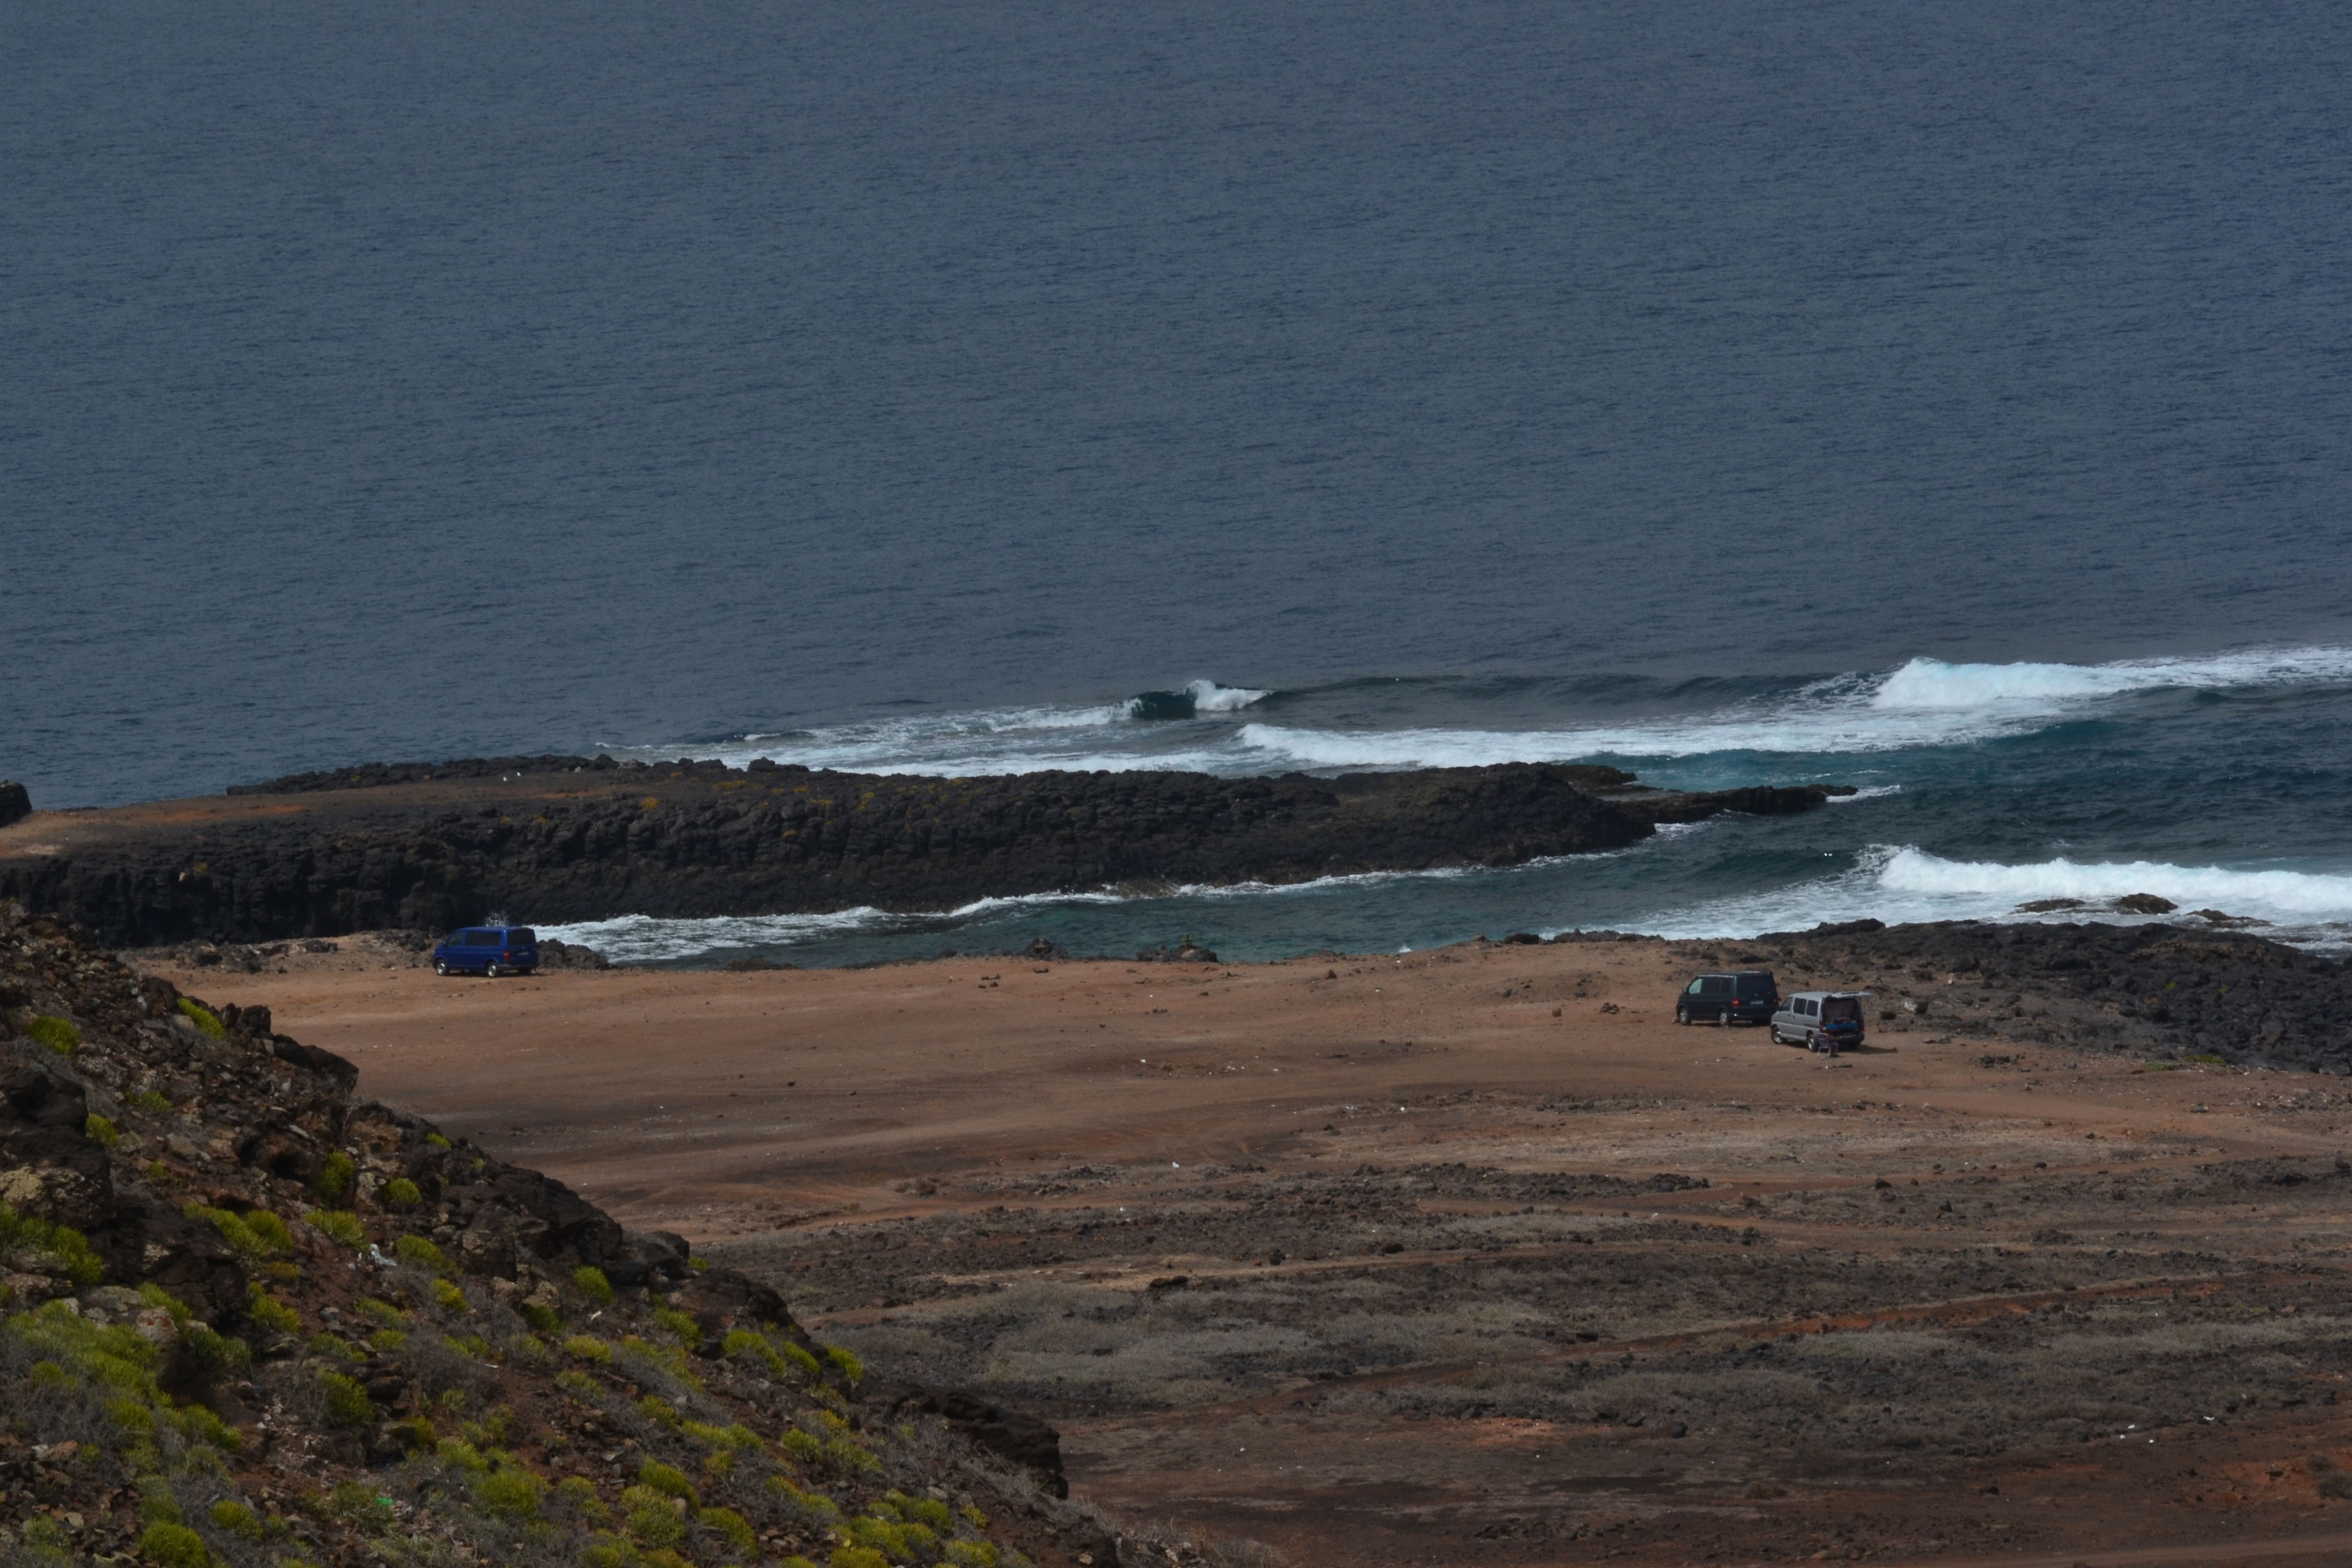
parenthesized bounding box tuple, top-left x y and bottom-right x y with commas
(6, 1, 2351, 965)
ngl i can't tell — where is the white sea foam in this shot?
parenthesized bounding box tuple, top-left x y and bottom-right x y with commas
(1178, 679, 1271, 714)
(1614, 845, 2352, 950)
(534, 908, 905, 964)
(607, 646, 2352, 777)
(1875, 847, 2352, 918)
(1872, 647, 2352, 710)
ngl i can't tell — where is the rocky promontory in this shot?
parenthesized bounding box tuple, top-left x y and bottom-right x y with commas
(0, 757, 1851, 948)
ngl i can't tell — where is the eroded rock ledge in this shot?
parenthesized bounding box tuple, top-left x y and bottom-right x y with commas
(0, 757, 1849, 947)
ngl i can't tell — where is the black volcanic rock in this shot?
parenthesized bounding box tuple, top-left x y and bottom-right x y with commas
(0, 781, 28, 830)
(0, 759, 1851, 948)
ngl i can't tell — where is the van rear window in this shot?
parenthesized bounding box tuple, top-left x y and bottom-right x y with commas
(1734, 974, 1776, 995)
(508, 928, 535, 944)
(1823, 997, 1861, 1022)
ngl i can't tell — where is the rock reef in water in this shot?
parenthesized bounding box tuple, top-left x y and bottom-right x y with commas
(0, 756, 1851, 948)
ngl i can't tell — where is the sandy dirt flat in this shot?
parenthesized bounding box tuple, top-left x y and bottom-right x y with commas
(138, 936, 2352, 1567)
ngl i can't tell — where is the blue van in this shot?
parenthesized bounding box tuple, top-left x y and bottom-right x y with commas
(431, 926, 539, 977)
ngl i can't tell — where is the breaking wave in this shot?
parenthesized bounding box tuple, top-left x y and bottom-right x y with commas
(603, 646, 2352, 779)
(1621, 846, 2352, 950)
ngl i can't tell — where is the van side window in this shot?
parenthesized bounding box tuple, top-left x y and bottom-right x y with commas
(1700, 977, 1732, 996)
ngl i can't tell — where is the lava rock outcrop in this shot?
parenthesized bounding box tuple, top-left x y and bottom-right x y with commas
(0, 757, 1849, 947)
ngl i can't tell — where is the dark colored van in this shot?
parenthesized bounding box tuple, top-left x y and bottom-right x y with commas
(1675, 970, 1778, 1025)
(432, 926, 539, 977)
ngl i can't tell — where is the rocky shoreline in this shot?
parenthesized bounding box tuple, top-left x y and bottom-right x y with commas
(0, 757, 1849, 948)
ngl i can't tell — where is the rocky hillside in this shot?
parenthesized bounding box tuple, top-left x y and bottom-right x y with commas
(0, 758, 1846, 948)
(0, 902, 1181, 1568)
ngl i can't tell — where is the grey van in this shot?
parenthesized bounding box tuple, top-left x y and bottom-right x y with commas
(1771, 991, 1870, 1052)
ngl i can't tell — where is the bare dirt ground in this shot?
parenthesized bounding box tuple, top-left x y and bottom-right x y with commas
(131, 934, 2352, 1567)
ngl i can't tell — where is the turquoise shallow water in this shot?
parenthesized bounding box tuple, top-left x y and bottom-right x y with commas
(5, 2, 2350, 959)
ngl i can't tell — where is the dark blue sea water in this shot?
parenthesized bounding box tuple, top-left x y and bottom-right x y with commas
(7, 1, 2352, 961)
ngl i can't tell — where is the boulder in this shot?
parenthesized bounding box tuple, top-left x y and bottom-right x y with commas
(0, 782, 27, 830)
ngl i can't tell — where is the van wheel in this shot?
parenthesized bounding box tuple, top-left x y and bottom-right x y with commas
(485, 963, 503, 979)
(434, 960, 449, 976)
(1675, 1007, 1688, 1026)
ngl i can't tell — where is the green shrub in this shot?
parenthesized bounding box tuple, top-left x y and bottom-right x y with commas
(358, 1297, 407, 1327)
(186, 1204, 271, 1259)
(582, 1540, 636, 1568)
(176, 1320, 250, 1384)
(176, 998, 225, 1038)
(945, 1542, 1000, 1568)
(555, 1475, 611, 1524)
(653, 1306, 702, 1346)
(209, 1498, 264, 1538)
(564, 1334, 613, 1364)
(370, 1328, 408, 1352)
(432, 1277, 469, 1313)
(425, 1132, 452, 1148)
(850, 1513, 931, 1559)
(305, 1208, 365, 1247)
(382, 1177, 423, 1209)
(829, 1548, 890, 1568)
(436, 1437, 489, 1474)
(314, 1152, 356, 1204)
(129, 1089, 173, 1112)
(556, 1368, 602, 1398)
(522, 1300, 562, 1333)
(884, 1490, 954, 1532)
(244, 1209, 293, 1250)
(318, 1370, 373, 1427)
(699, 1506, 757, 1556)
(823, 1433, 881, 1474)
(326, 1479, 395, 1533)
(395, 1234, 450, 1273)
(572, 1265, 616, 1305)
(247, 1285, 301, 1336)
(28, 1015, 81, 1056)
(138, 1520, 213, 1567)
(780, 1428, 825, 1465)
(474, 1465, 546, 1522)
(823, 1343, 865, 1383)
(683, 1419, 763, 1453)
(627, 1503, 688, 1549)
(766, 1477, 843, 1526)
(84, 1113, 120, 1146)
(0, 1201, 104, 1286)
(637, 1459, 698, 1506)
